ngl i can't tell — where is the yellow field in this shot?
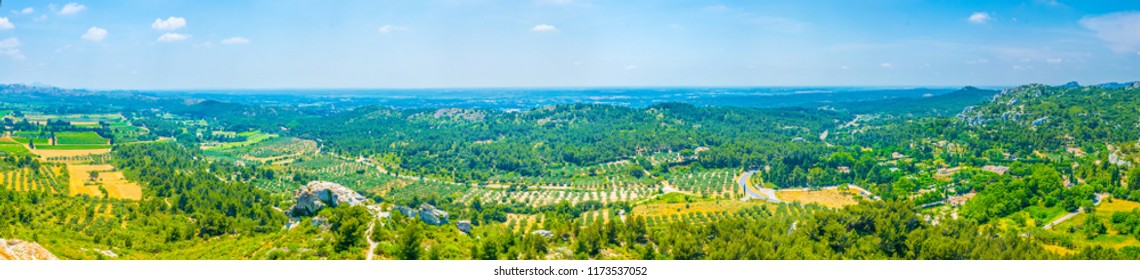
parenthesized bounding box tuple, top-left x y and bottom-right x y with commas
(32, 148, 112, 158)
(1097, 198, 1140, 213)
(1040, 244, 1075, 256)
(505, 214, 544, 232)
(776, 188, 862, 208)
(66, 164, 142, 200)
(0, 165, 67, 193)
(1052, 198, 1140, 249)
(634, 199, 764, 218)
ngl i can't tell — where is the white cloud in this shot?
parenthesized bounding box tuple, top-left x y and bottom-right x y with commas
(1080, 12, 1140, 54)
(968, 12, 991, 24)
(157, 32, 190, 42)
(0, 18, 13, 30)
(0, 37, 19, 48)
(531, 24, 557, 32)
(1036, 0, 1064, 7)
(879, 63, 893, 68)
(742, 15, 807, 33)
(378, 25, 409, 33)
(703, 5, 728, 13)
(59, 3, 87, 15)
(539, 0, 575, 5)
(221, 37, 250, 44)
(22, 8, 36, 14)
(81, 27, 107, 42)
(0, 37, 25, 60)
(151, 17, 187, 30)
(625, 65, 638, 70)
(1045, 58, 1063, 64)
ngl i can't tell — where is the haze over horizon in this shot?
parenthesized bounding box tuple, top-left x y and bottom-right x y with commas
(1, 0, 1140, 90)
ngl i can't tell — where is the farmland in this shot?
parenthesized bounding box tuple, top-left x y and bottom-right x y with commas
(775, 188, 864, 208)
(66, 164, 142, 200)
(0, 141, 33, 157)
(0, 164, 69, 194)
(55, 132, 109, 145)
(201, 130, 278, 150)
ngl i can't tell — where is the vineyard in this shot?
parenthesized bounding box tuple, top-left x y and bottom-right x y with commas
(486, 160, 660, 189)
(663, 170, 741, 199)
(637, 200, 824, 228)
(459, 186, 658, 207)
(253, 154, 402, 193)
(55, 132, 110, 145)
(0, 164, 69, 194)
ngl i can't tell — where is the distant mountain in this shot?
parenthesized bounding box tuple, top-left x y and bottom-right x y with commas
(1095, 81, 1140, 89)
(834, 86, 998, 116)
(1058, 81, 1081, 89)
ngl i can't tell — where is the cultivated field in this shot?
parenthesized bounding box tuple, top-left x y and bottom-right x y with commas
(31, 148, 112, 158)
(66, 164, 142, 200)
(776, 188, 864, 208)
(0, 164, 68, 194)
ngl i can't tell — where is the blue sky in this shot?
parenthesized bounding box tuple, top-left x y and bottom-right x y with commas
(1, 0, 1139, 89)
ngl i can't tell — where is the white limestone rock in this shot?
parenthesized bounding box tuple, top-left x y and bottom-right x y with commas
(289, 181, 367, 217)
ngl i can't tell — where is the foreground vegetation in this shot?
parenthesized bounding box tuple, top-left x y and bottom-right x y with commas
(2, 83, 1140, 259)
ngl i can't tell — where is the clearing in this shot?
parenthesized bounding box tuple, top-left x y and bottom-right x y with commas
(775, 188, 864, 208)
(66, 164, 142, 200)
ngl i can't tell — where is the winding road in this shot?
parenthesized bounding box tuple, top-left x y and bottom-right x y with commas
(738, 171, 781, 203)
(1043, 193, 1109, 230)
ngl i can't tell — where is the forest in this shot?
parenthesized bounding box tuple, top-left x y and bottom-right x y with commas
(3, 83, 1140, 260)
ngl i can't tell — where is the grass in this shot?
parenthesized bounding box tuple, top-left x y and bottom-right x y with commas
(0, 142, 33, 157)
(1046, 198, 1140, 250)
(634, 199, 765, 219)
(202, 131, 278, 150)
(22, 113, 124, 123)
(56, 132, 109, 145)
(776, 188, 862, 208)
(67, 164, 142, 200)
(11, 136, 50, 145)
(36, 144, 113, 150)
(29, 148, 112, 158)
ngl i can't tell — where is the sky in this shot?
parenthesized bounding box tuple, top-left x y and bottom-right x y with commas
(0, 0, 1139, 89)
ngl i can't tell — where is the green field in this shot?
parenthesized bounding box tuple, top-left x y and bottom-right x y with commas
(203, 131, 277, 150)
(35, 144, 113, 150)
(11, 136, 50, 145)
(56, 132, 109, 145)
(22, 113, 124, 123)
(0, 142, 33, 156)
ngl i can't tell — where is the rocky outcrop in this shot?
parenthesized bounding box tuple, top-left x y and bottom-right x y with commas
(457, 220, 472, 234)
(531, 230, 554, 239)
(0, 239, 58, 260)
(418, 204, 449, 225)
(289, 181, 366, 217)
(392, 204, 450, 226)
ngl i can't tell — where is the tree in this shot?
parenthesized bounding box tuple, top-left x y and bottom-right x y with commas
(398, 222, 424, 260)
(1128, 168, 1140, 191)
(1082, 215, 1107, 239)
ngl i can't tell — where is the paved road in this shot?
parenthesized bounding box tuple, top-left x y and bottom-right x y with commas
(1043, 193, 1109, 230)
(1043, 211, 1079, 230)
(738, 171, 780, 203)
